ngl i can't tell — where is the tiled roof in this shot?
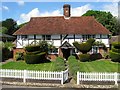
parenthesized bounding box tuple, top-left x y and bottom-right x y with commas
(14, 16, 111, 35)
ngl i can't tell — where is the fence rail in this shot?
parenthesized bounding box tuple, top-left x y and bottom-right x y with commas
(0, 69, 68, 84)
(77, 72, 120, 86)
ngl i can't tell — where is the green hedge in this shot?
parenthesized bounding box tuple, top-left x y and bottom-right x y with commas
(109, 51, 120, 62)
(79, 54, 90, 62)
(87, 38, 95, 45)
(73, 42, 92, 54)
(68, 55, 80, 80)
(90, 53, 102, 61)
(112, 47, 120, 53)
(26, 51, 42, 55)
(112, 42, 120, 49)
(25, 45, 40, 52)
(24, 52, 46, 64)
(54, 57, 65, 71)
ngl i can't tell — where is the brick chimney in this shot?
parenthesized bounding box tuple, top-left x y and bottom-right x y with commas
(63, 4, 71, 18)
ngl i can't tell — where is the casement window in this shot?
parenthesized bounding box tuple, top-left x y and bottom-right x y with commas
(42, 35, 51, 40)
(101, 35, 108, 39)
(82, 35, 95, 40)
(17, 35, 21, 40)
(96, 34, 100, 38)
(49, 48, 58, 54)
(21, 35, 28, 40)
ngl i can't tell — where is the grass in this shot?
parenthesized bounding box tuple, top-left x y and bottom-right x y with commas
(79, 60, 120, 72)
(1, 61, 57, 71)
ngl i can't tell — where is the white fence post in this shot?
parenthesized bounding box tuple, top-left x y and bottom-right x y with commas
(23, 70, 27, 83)
(114, 72, 118, 86)
(77, 72, 79, 85)
(61, 71, 63, 85)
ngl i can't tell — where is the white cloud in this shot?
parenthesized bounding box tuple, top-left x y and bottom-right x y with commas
(17, 0, 24, 6)
(2, 6, 9, 11)
(71, 4, 92, 16)
(103, 3, 118, 16)
(17, 4, 92, 25)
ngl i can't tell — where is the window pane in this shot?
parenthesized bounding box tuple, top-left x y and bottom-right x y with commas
(46, 35, 51, 40)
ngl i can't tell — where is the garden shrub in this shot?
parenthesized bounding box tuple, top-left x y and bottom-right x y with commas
(25, 45, 40, 52)
(26, 50, 42, 55)
(73, 42, 92, 54)
(54, 57, 65, 71)
(73, 38, 95, 54)
(112, 47, 120, 53)
(24, 52, 46, 64)
(15, 52, 24, 61)
(90, 53, 102, 61)
(109, 51, 120, 62)
(87, 38, 95, 45)
(79, 54, 90, 62)
(110, 42, 120, 62)
(112, 42, 120, 49)
(68, 55, 80, 79)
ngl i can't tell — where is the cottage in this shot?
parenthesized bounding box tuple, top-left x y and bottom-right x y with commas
(13, 4, 111, 60)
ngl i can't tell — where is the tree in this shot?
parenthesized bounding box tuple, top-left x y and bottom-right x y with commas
(82, 10, 119, 35)
(0, 27, 8, 34)
(2, 18, 18, 35)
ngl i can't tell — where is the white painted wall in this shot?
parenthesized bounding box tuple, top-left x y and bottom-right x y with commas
(16, 34, 110, 48)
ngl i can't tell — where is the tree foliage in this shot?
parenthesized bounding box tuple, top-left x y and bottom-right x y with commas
(82, 10, 120, 35)
(0, 27, 8, 34)
(2, 18, 18, 35)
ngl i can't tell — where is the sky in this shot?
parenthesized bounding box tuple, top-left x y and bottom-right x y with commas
(0, 1, 119, 25)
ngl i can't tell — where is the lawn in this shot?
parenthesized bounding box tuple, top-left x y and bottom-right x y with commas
(1, 61, 56, 71)
(79, 60, 120, 72)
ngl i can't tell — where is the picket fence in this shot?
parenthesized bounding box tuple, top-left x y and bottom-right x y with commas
(77, 72, 120, 86)
(0, 69, 68, 84)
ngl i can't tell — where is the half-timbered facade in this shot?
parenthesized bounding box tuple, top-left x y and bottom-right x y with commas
(13, 4, 111, 59)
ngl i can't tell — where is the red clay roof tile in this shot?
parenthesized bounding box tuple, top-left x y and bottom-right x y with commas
(13, 16, 111, 35)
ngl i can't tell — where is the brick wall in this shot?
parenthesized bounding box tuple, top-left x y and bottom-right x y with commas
(13, 48, 25, 61)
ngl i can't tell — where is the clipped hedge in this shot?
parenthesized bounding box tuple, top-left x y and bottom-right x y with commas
(87, 38, 95, 44)
(26, 51, 42, 55)
(68, 55, 80, 80)
(109, 51, 120, 62)
(79, 54, 90, 62)
(24, 52, 46, 64)
(112, 42, 120, 49)
(73, 42, 92, 54)
(54, 57, 65, 71)
(90, 53, 102, 61)
(112, 47, 120, 53)
(25, 45, 40, 52)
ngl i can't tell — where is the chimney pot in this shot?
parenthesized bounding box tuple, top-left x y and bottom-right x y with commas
(63, 4, 71, 18)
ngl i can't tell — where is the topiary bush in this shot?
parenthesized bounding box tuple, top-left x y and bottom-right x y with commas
(109, 51, 120, 62)
(90, 53, 102, 61)
(25, 45, 40, 52)
(24, 52, 46, 64)
(111, 47, 120, 53)
(68, 55, 80, 80)
(79, 54, 90, 62)
(73, 38, 95, 54)
(110, 42, 120, 62)
(54, 57, 65, 71)
(87, 38, 95, 44)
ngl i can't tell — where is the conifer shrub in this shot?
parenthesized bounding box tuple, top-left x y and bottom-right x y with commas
(110, 42, 120, 62)
(79, 54, 90, 62)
